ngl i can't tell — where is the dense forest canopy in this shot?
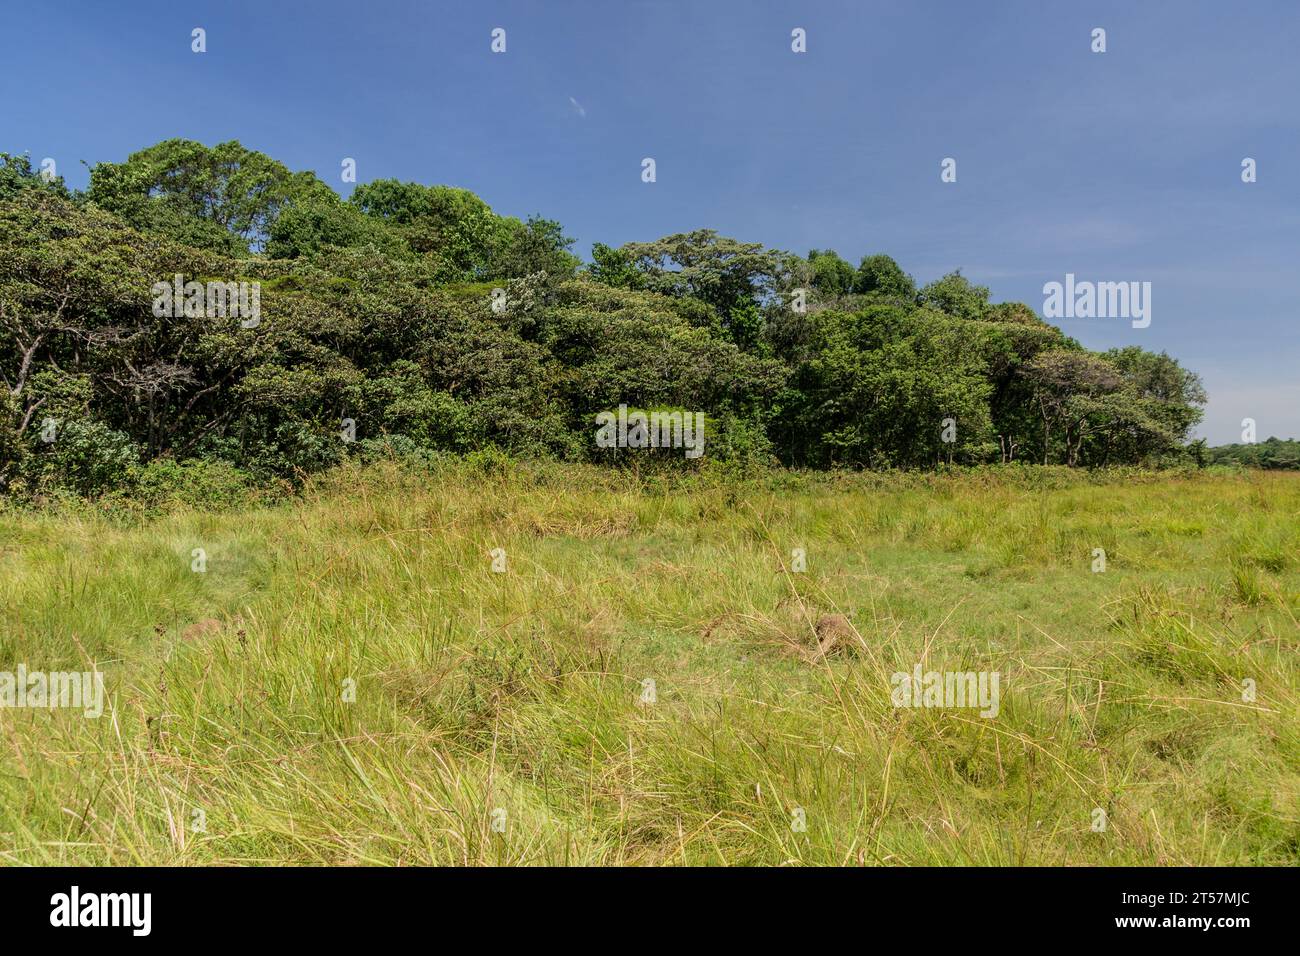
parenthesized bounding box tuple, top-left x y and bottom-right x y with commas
(1, 140, 1213, 496)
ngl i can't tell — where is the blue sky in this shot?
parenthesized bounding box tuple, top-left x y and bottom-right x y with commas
(3, 0, 1297, 443)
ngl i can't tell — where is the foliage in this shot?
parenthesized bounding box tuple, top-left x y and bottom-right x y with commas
(807, 248, 856, 297)
(86, 139, 335, 254)
(1210, 437, 1300, 470)
(774, 306, 995, 467)
(0, 138, 1214, 500)
(615, 229, 799, 349)
(854, 253, 916, 301)
(0, 152, 70, 201)
(917, 269, 990, 320)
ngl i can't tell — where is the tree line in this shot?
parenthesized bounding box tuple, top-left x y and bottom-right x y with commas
(1206, 438, 1300, 471)
(1, 139, 1209, 497)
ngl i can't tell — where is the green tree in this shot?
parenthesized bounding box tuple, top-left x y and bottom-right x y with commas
(350, 180, 512, 281)
(2, 135, 1218, 490)
(616, 230, 796, 350)
(87, 139, 334, 253)
(0, 153, 70, 201)
(854, 254, 916, 301)
(265, 197, 410, 260)
(775, 306, 994, 467)
(918, 270, 990, 320)
(807, 249, 856, 297)
(1021, 349, 1149, 465)
(586, 242, 642, 289)
(491, 215, 580, 280)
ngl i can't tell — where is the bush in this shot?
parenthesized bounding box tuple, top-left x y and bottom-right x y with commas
(130, 458, 262, 509)
(26, 419, 140, 497)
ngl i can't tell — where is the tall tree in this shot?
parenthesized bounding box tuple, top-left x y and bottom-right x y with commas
(807, 249, 856, 297)
(1022, 350, 1124, 465)
(918, 270, 990, 320)
(854, 254, 916, 301)
(87, 139, 334, 254)
(616, 230, 797, 349)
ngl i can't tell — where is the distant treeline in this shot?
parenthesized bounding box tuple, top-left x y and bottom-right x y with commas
(2, 140, 1210, 497)
(1206, 438, 1300, 470)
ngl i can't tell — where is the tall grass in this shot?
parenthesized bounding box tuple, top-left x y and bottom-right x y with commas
(1, 462, 1296, 865)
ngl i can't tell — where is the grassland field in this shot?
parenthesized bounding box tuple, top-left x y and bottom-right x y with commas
(1, 461, 1297, 865)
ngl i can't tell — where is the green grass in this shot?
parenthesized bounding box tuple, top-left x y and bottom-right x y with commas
(1, 461, 1297, 865)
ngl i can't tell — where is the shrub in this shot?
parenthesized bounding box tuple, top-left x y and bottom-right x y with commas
(131, 458, 262, 510)
(26, 419, 140, 497)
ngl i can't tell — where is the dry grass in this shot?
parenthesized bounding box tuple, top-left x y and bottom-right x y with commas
(0, 461, 1297, 865)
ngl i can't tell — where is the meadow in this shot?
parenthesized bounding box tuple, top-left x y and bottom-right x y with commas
(1, 461, 1297, 865)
